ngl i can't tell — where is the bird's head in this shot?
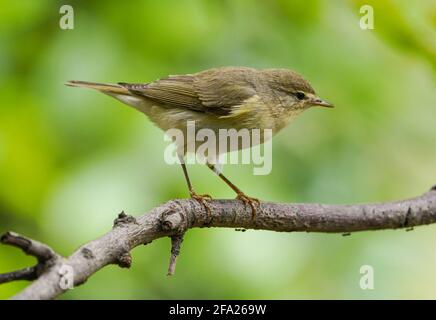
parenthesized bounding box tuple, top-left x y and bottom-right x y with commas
(262, 68, 334, 110)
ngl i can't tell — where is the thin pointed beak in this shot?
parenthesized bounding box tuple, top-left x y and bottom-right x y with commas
(311, 98, 334, 108)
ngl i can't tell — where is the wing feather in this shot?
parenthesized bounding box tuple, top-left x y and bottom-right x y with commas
(118, 67, 258, 116)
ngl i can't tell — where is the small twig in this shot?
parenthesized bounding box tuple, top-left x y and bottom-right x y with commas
(0, 267, 38, 284)
(167, 234, 184, 276)
(1, 232, 57, 262)
(0, 232, 59, 285)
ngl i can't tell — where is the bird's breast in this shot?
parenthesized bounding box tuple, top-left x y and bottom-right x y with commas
(116, 93, 302, 157)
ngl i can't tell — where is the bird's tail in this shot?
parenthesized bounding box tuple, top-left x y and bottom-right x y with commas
(65, 80, 129, 95)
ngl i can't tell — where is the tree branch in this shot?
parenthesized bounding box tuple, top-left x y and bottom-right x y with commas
(0, 232, 60, 284)
(1, 187, 436, 300)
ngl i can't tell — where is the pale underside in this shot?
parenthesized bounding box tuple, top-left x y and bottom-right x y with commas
(110, 93, 304, 160)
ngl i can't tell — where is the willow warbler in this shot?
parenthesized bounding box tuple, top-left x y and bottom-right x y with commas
(66, 66, 333, 218)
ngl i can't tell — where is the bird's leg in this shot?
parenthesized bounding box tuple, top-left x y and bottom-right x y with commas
(206, 162, 259, 219)
(179, 156, 212, 218)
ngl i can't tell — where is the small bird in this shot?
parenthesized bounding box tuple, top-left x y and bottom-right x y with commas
(66, 66, 333, 218)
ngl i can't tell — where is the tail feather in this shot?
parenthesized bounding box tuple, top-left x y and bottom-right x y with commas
(65, 80, 129, 94)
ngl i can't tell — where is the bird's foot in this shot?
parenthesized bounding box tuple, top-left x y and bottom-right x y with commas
(236, 193, 260, 220)
(190, 191, 213, 222)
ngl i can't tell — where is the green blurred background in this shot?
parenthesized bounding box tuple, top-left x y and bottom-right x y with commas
(0, 0, 435, 299)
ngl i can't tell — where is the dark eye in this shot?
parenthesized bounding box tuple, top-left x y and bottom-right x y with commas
(295, 91, 306, 100)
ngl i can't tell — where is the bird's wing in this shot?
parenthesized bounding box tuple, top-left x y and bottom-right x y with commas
(193, 67, 258, 115)
(118, 75, 203, 110)
(118, 67, 258, 116)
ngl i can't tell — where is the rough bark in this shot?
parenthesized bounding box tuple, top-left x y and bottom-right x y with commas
(1, 187, 436, 300)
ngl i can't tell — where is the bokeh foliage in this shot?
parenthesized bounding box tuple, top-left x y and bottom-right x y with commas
(0, 0, 435, 299)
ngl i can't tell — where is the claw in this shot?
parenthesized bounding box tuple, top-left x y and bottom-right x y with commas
(190, 191, 212, 221)
(236, 193, 260, 219)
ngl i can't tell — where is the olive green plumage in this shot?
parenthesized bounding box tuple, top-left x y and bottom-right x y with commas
(66, 66, 332, 152)
(66, 66, 333, 216)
